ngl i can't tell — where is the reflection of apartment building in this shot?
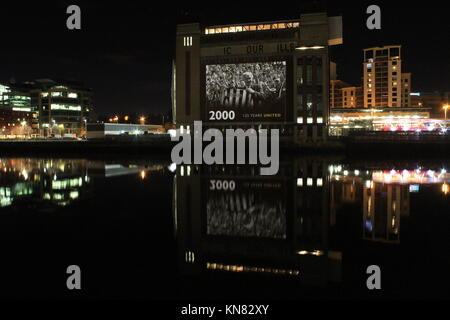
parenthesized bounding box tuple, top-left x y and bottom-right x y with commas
(363, 183, 410, 243)
(363, 45, 411, 108)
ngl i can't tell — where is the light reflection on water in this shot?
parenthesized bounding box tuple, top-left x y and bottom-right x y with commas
(0, 157, 449, 299)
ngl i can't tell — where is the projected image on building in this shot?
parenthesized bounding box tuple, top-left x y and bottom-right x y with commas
(205, 180, 287, 239)
(205, 61, 286, 121)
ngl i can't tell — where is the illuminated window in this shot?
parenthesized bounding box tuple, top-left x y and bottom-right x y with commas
(68, 93, 78, 98)
(51, 104, 81, 111)
(183, 36, 193, 47)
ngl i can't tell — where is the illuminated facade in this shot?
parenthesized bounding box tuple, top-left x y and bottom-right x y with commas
(30, 79, 92, 137)
(173, 13, 343, 144)
(0, 83, 36, 135)
(363, 45, 412, 108)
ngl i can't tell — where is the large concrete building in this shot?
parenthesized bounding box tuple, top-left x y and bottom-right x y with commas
(363, 45, 411, 108)
(173, 13, 343, 144)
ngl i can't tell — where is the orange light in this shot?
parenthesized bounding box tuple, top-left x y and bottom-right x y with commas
(442, 183, 449, 195)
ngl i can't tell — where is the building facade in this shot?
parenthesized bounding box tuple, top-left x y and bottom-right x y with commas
(30, 79, 92, 137)
(0, 83, 36, 136)
(342, 86, 363, 108)
(173, 13, 343, 144)
(363, 45, 409, 108)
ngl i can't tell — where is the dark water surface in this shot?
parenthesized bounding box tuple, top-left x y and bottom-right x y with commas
(0, 156, 449, 300)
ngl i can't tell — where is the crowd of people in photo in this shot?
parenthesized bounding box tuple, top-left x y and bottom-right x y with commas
(206, 62, 286, 108)
(206, 191, 286, 239)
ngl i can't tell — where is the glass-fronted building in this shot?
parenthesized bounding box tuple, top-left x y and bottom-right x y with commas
(30, 79, 92, 137)
(0, 83, 35, 136)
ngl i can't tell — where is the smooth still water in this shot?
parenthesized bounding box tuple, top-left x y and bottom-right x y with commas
(0, 156, 450, 300)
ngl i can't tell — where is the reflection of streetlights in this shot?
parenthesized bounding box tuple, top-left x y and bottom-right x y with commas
(443, 105, 449, 120)
(442, 183, 449, 195)
(140, 116, 146, 125)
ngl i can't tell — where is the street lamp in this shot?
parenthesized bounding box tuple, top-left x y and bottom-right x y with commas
(443, 105, 449, 120)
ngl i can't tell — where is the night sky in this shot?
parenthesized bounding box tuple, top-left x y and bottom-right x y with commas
(1, 1, 449, 117)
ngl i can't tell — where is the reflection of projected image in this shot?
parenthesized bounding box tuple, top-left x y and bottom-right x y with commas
(206, 62, 286, 111)
(206, 191, 286, 239)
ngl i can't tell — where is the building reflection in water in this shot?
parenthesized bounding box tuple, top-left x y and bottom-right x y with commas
(0, 158, 165, 211)
(174, 159, 343, 286)
(174, 159, 450, 287)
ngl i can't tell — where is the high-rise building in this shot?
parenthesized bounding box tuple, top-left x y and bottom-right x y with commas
(363, 45, 409, 108)
(173, 13, 343, 144)
(401, 73, 411, 107)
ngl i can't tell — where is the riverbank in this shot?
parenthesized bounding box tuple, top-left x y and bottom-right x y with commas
(1, 135, 450, 158)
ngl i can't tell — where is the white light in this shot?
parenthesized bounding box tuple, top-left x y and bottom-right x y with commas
(168, 129, 177, 138)
(297, 117, 303, 124)
(317, 117, 323, 124)
(168, 163, 176, 172)
(297, 178, 303, 187)
(317, 178, 323, 186)
(307, 178, 313, 186)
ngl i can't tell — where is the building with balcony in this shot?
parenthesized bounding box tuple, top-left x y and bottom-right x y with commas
(363, 45, 412, 108)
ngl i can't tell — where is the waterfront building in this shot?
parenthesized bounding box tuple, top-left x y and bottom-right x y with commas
(173, 13, 343, 144)
(363, 45, 411, 108)
(86, 123, 165, 139)
(0, 83, 35, 136)
(29, 79, 92, 137)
